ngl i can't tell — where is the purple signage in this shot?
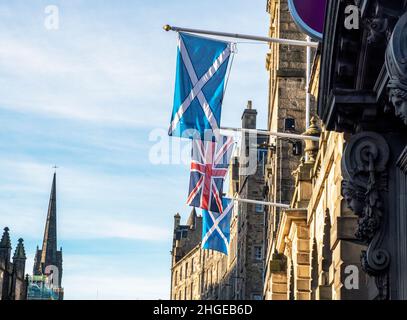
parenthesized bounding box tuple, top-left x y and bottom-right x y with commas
(288, 0, 327, 41)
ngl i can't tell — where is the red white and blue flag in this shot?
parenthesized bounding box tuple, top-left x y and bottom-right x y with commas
(187, 135, 234, 213)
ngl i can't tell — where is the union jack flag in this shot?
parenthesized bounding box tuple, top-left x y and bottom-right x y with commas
(187, 135, 235, 213)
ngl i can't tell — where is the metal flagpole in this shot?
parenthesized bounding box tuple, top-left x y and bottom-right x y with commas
(164, 25, 319, 48)
(220, 126, 320, 142)
(305, 36, 312, 162)
(306, 36, 311, 130)
(233, 197, 290, 209)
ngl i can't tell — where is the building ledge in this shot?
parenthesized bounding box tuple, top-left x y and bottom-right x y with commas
(276, 209, 307, 253)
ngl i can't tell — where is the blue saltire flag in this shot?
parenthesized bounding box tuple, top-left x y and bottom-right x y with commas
(169, 32, 233, 140)
(201, 198, 233, 255)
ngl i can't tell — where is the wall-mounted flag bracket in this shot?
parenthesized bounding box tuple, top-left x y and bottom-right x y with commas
(164, 24, 318, 48)
(233, 197, 290, 209)
(220, 127, 320, 142)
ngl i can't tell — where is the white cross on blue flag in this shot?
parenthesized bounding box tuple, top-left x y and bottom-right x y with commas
(169, 32, 233, 140)
(201, 198, 233, 255)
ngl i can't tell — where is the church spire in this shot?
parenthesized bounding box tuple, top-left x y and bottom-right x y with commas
(40, 172, 58, 268)
(32, 172, 64, 298)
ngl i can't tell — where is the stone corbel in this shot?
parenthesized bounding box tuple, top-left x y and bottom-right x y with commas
(341, 131, 390, 299)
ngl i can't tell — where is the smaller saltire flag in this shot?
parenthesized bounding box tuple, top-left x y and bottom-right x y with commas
(169, 32, 233, 140)
(202, 198, 233, 255)
(187, 135, 234, 213)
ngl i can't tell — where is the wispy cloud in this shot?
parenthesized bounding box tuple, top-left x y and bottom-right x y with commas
(0, 159, 179, 241)
(62, 215, 171, 241)
(64, 274, 169, 300)
(0, 31, 172, 127)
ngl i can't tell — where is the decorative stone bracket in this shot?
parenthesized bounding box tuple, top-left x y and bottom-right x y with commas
(341, 132, 390, 299)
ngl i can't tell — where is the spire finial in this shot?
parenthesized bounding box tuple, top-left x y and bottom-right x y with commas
(13, 238, 26, 260)
(0, 227, 11, 248)
(187, 207, 197, 229)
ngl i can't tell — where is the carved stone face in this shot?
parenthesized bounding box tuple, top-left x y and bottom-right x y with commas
(342, 181, 365, 215)
(343, 193, 365, 215)
(390, 91, 407, 125)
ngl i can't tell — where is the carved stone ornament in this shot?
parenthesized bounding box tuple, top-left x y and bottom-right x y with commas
(385, 12, 407, 126)
(366, 16, 389, 46)
(303, 117, 322, 163)
(341, 132, 390, 299)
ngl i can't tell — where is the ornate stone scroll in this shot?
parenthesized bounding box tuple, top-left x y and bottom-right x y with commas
(385, 12, 407, 126)
(341, 132, 390, 299)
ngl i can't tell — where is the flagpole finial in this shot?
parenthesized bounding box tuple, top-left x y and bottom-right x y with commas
(163, 24, 172, 32)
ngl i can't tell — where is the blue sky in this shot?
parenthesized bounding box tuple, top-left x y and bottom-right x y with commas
(0, 1, 268, 299)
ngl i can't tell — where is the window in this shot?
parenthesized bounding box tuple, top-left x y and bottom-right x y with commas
(209, 270, 212, 286)
(185, 263, 189, 278)
(255, 204, 264, 213)
(190, 283, 194, 299)
(180, 266, 183, 281)
(191, 258, 195, 273)
(257, 149, 268, 175)
(254, 246, 263, 260)
(217, 261, 221, 281)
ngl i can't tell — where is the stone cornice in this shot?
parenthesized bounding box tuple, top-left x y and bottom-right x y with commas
(276, 209, 307, 254)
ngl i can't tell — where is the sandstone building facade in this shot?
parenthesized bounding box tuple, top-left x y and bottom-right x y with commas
(263, 0, 309, 299)
(263, 0, 369, 300)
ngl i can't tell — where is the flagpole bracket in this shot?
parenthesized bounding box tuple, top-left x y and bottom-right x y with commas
(163, 24, 319, 48)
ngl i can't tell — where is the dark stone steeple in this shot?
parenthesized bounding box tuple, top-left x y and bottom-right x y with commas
(40, 173, 57, 268)
(33, 173, 63, 290)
